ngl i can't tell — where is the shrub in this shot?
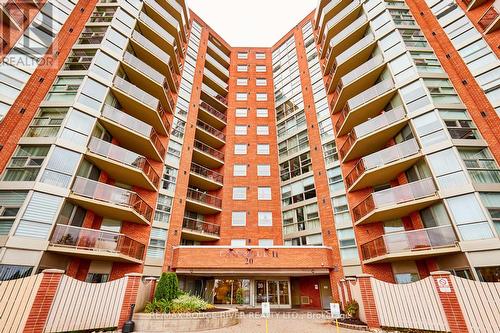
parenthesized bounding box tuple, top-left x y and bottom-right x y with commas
(170, 294, 214, 313)
(345, 300, 359, 318)
(144, 298, 172, 313)
(235, 288, 244, 305)
(155, 272, 179, 302)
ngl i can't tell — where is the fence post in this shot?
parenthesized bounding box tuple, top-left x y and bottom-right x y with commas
(357, 274, 380, 329)
(430, 271, 468, 333)
(345, 277, 356, 302)
(23, 269, 64, 333)
(145, 277, 157, 302)
(338, 279, 346, 309)
(118, 273, 142, 329)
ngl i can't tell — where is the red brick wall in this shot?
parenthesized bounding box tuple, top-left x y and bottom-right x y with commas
(295, 276, 322, 309)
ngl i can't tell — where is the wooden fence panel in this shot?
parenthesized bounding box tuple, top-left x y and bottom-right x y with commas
(453, 276, 500, 333)
(371, 277, 449, 332)
(0, 274, 43, 333)
(44, 275, 127, 332)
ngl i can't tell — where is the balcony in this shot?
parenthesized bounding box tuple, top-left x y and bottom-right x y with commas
(165, 0, 188, 42)
(192, 140, 224, 168)
(464, 0, 491, 10)
(201, 84, 228, 111)
(198, 101, 227, 129)
(182, 218, 221, 241)
(111, 76, 168, 135)
(339, 106, 408, 163)
(320, 0, 363, 58)
(100, 105, 166, 162)
(332, 55, 386, 113)
(189, 163, 223, 190)
(283, 218, 322, 238)
(122, 52, 174, 113)
(205, 54, 230, 81)
(48, 225, 145, 263)
(143, 0, 182, 52)
(203, 68, 229, 96)
(324, 14, 369, 73)
(361, 225, 459, 264)
(130, 31, 176, 81)
(85, 137, 160, 191)
(352, 178, 439, 225)
(478, 3, 500, 33)
(207, 40, 230, 68)
(136, 13, 180, 73)
(195, 119, 225, 148)
(334, 79, 397, 136)
(185, 188, 222, 214)
(1, 0, 27, 30)
(69, 177, 153, 225)
(317, 0, 351, 44)
(346, 139, 422, 191)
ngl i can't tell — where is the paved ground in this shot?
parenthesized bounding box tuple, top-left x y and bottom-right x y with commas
(196, 311, 364, 333)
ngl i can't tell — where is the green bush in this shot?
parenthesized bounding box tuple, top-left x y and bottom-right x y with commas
(144, 298, 172, 313)
(345, 300, 359, 318)
(235, 288, 244, 305)
(154, 272, 179, 302)
(170, 294, 214, 313)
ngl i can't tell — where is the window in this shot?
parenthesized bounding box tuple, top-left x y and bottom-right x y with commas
(2, 146, 50, 181)
(154, 194, 173, 224)
(257, 164, 271, 176)
(237, 52, 248, 59)
(440, 109, 480, 140)
(282, 203, 319, 235)
(256, 65, 266, 72)
(256, 78, 267, 86)
(256, 52, 266, 59)
(424, 78, 461, 105)
(447, 193, 493, 240)
(278, 130, 309, 158)
(257, 144, 270, 155)
(395, 273, 419, 284)
(237, 78, 248, 86)
(258, 212, 272, 226)
(0, 264, 33, 281)
(234, 164, 247, 176)
(40, 147, 80, 188)
(0, 191, 27, 236)
(25, 107, 67, 138)
(237, 65, 248, 72)
(459, 148, 500, 184)
(258, 187, 272, 200)
(161, 166, 178, 192)
(233, 187, 247, 200)
(146, 227, 167, 259)
(258, 239, 274, 246)
(235, 108, 248, 117)
(231, 239, 246, 246)
(234, 144, 247, 155)
(479, 192, 500, 236)
(256, 93, 267, 101)
(235, 125, 248, 135)
(337, 228, 359, 261)
(280, 152, 312, 181)
(232, 212, 246, 226)
(281, 176, 316, 206)
(86, 273, 109, 283)
(256, 108, 268, 117)
(236, 93, 248, 101)
(46, 76, 83, 102)
(256, 126, 269, 135)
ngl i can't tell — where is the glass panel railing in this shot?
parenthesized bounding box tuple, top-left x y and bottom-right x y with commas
(323, 0, 361, 41)
(346, 79, 394, 111)
(186, 188, 222, 208)
(326, 14, 368, 59)
(339, 55, 384, 89)
(131, 30, 171, 65)
(71, 177, 153, 221)
(205, 53, 230, 77)
(204, 68, 229, 91)
(196, 119, 226, 141)
(3, 0, 27, 26)
(353, 178, 436, 222)
(123, 52, 165, 85)
(190, 163, 224, 184)
(193, 140, 225, 161)
(49, 224, 145, 260)
(336, 34, 375, 66)
(346, 139, 420, 188)
(199, 101, 227, 123)
(207, 40, 230, 65)
(202, 84, 228, 106)
(113, 76, 159, 110)
(182, 217, 220, 236)
(478, 5, 499, 30)
(88, 137, 160, 187)
(361, 225, 457, 261)
(318, 0, 342, 31)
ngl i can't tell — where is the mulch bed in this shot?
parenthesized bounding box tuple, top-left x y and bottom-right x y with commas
(332, 317, 369, 331)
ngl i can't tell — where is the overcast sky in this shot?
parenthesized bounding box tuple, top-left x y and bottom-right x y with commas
(187, 0, 317, 47)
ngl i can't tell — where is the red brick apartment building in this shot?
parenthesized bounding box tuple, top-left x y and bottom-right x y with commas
(0, 0, 498, 309)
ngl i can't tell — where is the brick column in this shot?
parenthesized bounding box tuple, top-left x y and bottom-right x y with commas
(23, 269, 64, 333)
(117, 273, 142, 329)
(357, 274, 380, 329)
(338, 279, 346, 309)
(430, 271, 468, 333)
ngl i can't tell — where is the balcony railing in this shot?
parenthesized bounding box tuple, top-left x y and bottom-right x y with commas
(72, 177, 153, 222)
(186, 188, 222, 209)
(478, 5, 499, 31)
(346, 79, 394, 111)
(2, 0, 27, 27)
(190, 163, 223, 184)
(182, 217, 220, 236)
(323, 0, 361, 41)
(327, 14, 368, 60)
(196, 119, 226, 141)
(49, 224, 145, 261)
(361, 225, 457, 261)
(204, 68, 228, 91)
(113, 76, 159, 110)
(138, 12, 180, 65)
(123, 52, 164, 85)
(283, 218, 321, 235)
(131, 30, 171, 66)
(88, 137, 160, 187)
(101, 105, 166, 158)
(336, 33, 375, 66)
(338, 55, 384, 90)
(339, 106, 406, 159)
(205, 53, 230, 77)
(352, 178, 437, 222)
(207, 40, 230, 65)
(346, 139, 420, 189)
(199, 101, 227, 123)
(193, 140, 224, 161)
(202, 84, 228, 105)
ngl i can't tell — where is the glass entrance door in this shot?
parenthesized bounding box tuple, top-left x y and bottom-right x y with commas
(278, 281, 289, 305)
(255, 280, 290, 307)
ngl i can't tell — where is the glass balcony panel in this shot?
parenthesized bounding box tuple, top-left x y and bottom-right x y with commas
(186, 188, 222, 209)
(182, 217, 220, 236)
(199, 101, 227, 124)
(362, 138, 419, 171)
(123, 52, 165, 85)
(193, 140, 224, 161)
(113, 76, 159, 110)
(347, 79, 395, 111)
(190, 163, 224, 184)
(354, 106, 406, 138)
